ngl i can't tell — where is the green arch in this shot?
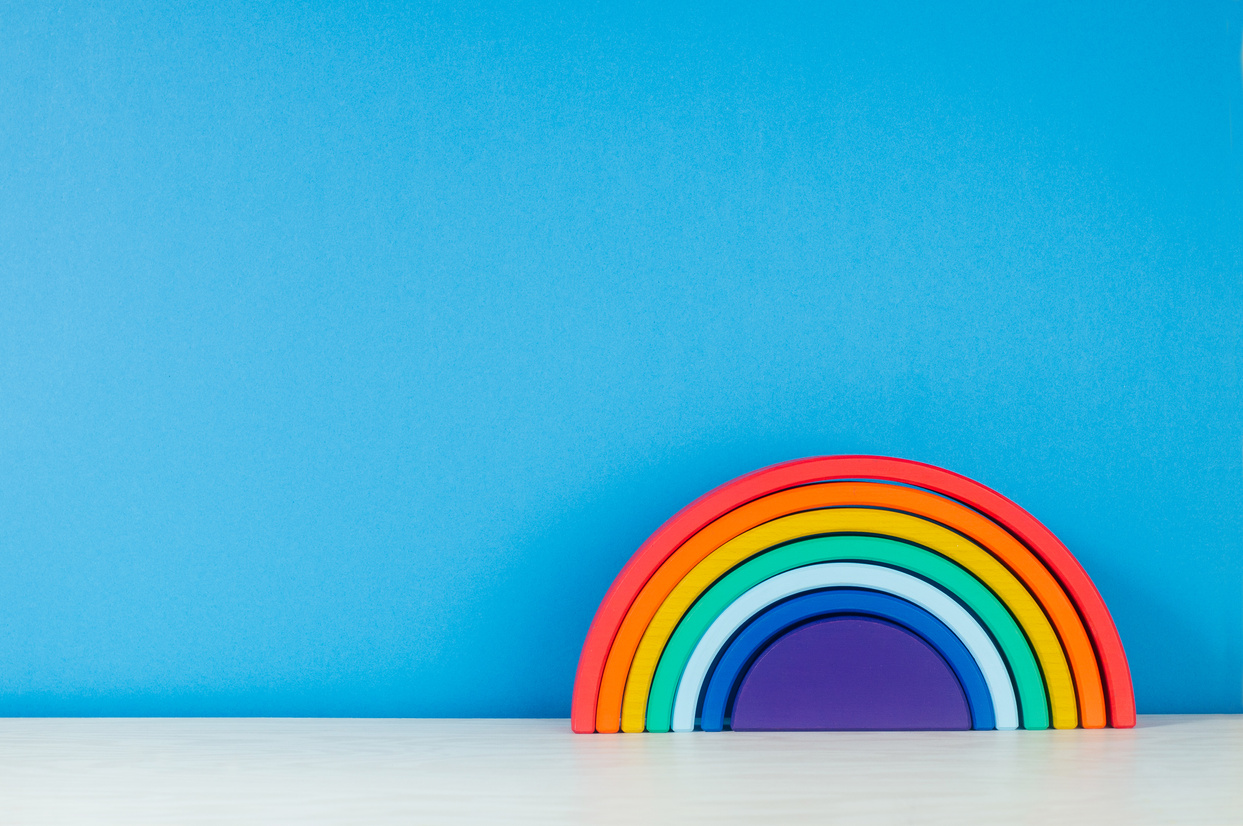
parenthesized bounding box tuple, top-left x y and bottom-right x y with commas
(645, 534, 1050, 731)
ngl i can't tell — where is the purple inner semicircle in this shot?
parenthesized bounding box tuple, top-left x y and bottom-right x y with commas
(729, 615, 971, 731)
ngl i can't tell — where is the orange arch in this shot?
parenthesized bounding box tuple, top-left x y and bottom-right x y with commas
(593, 481, 1107, 732)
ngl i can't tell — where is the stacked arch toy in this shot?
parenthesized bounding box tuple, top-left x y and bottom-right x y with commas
(571, 456, 1135, 732)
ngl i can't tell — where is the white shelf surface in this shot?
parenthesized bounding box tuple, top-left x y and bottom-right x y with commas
(0, 715, 1239, 824)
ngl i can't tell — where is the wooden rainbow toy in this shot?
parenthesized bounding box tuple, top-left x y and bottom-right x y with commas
(572, 456, 1135, 733)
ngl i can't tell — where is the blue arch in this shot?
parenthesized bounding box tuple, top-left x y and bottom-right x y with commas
(698, 588, 996, 731)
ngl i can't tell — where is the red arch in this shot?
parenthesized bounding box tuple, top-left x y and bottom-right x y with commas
(571, 455, 1135, 732)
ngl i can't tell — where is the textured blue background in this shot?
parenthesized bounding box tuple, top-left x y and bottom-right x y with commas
(1, 2, 1241, 716)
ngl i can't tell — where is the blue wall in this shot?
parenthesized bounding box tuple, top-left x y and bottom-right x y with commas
(2, 1, 1240, 716)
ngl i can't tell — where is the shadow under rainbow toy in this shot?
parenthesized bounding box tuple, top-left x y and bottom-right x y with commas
(572, 456, 1135, 733)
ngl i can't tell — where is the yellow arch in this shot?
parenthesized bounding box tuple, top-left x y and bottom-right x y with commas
(620, 507, 1079, 731)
